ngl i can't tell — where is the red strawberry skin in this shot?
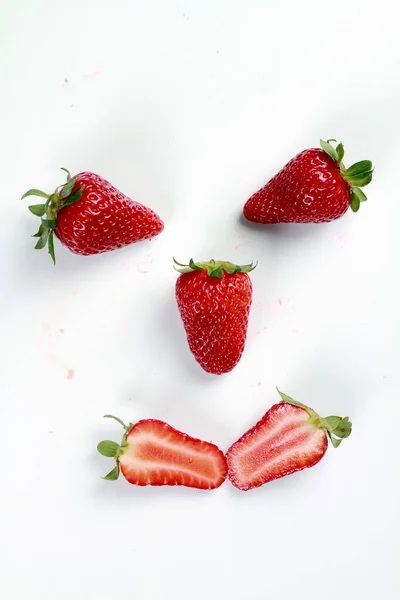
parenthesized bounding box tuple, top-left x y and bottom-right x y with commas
(226, 402, 328, 491)
(176, 270, 253, 375)
(244, 148, 351, 224)
(119, 419, 227, 489)
(55, 172, 164, 255)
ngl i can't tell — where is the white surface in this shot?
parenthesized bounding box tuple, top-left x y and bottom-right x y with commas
(1, 1, 399, 598)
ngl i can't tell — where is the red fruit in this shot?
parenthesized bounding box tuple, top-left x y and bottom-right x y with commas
(97, 415, 227, 490)
(226, 389, 352, 491)
(243, 139, 373, 223)
(174, 259, 256, 375)
(22, 169, 163, 263)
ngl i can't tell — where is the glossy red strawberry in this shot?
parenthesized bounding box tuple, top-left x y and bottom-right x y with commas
(243, 139, 373, 223)
(22, 169, 164, 263)
(97, 415, 227, 489)
(175, 259, 256, 375)
(226, 389, 352, 491)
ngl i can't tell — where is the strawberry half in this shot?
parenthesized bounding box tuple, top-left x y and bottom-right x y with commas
(97, 415, 227, 489)
(174, 258, 256, 375)
(243, 139, 373, 223)
(22, 169, 164, 263)
(226, 389, 352, 491)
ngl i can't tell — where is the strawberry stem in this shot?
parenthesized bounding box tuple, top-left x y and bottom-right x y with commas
(276, 388, 352, 448)
(173, 258, 257, 280)
(103, 414, 129, 430)
(102, 464, 120, 481)
(320, 139, 373, 213)
(21, 168, 84, 264)
(98, 415, 134, 480)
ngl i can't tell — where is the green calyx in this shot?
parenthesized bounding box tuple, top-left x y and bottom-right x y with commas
(320, 139, 373, 213)
(21, 168, 84, 264)
(173, 258, 257, 280)
(97, 415, 134, 481)
(277, 388, 352, 448)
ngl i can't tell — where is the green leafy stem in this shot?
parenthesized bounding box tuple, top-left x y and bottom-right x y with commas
(277, 388, 352, 448)
(21, 168, 84, 264)
(320, 139, 373, 213)
(97, 415, 134, 481)
(173, 258, 257, 280)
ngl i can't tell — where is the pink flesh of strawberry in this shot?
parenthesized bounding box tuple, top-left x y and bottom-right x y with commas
(119, 420, 227, 489)
(226, 403, 328, 490)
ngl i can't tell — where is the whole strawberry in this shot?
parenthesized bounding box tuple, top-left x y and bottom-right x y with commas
(243, 139, 373, 223)
(97, 415, 227, 489)
(226, 388, 352, 491)
(174, 258, 256, 375)
(22, 169, 164, 263)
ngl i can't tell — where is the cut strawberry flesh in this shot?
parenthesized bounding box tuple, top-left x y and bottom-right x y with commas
(120, 420, 227, 489)
(226, 403, 328, 490)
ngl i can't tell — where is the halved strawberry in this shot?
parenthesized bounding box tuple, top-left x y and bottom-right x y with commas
(226, 389, 352, 491)
(97, 415, 227, 490)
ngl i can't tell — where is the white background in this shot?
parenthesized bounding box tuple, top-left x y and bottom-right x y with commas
(1, 1, 399, 598)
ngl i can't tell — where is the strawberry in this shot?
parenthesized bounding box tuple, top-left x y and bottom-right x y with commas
(226, 389, 352, 491)
(22, 169, 163, 263)
(174, 259, 256, 375)
(243, 139, 373, 223)
(97, 415, 227, 489)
